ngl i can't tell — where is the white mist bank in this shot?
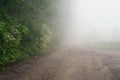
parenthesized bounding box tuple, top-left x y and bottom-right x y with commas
(57, 0, 120, 46)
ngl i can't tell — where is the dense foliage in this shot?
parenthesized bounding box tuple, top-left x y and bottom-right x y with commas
(0, 0, 53, 65)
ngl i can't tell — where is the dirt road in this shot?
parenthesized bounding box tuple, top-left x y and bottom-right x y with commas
(0, 47, 120, 80)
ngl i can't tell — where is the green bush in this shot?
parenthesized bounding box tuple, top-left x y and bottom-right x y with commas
(0, 15, 29, 65)
(27, 23, 52, 56)
(0, 16, 52, 65)
(0, 0, 53, 66)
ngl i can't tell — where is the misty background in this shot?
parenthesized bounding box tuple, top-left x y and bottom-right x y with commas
(0, 0, 120, 66)
(56, 0, 120, 46)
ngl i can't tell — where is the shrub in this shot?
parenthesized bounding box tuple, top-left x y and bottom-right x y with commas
(0, 14, 29, 65)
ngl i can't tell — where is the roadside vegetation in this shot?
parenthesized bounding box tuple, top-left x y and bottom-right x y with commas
(91, 42, 120, 51)
(0, 0, 57, 67)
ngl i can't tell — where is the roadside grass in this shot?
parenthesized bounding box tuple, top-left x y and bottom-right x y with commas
(0, 46, 57, 74)
(90, 42, 120, 51)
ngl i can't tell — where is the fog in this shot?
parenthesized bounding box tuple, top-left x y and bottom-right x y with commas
(57, 0, 120, 46)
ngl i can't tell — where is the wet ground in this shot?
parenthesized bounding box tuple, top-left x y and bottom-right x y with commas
(0, 47, 120, 80)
